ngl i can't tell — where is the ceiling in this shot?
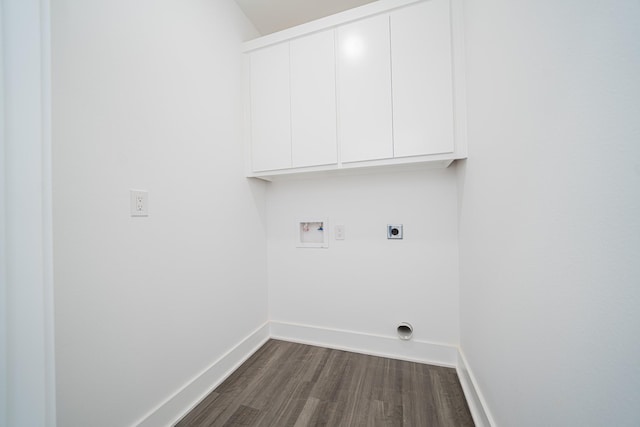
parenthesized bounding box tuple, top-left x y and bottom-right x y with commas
(234, 0, 378, 35)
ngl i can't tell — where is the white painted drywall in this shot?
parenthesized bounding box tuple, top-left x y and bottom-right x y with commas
(267, 169, 460, 348)
(458, 0, 640, 425)
(51, 1, 266, 426)
(1, 0, 56, 425)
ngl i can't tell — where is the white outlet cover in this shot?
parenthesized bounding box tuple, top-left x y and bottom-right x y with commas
(130, 190, 148, 217)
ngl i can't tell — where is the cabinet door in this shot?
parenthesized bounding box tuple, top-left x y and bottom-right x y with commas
(250, 43, 291, 172)
(391, 0, 454, 157)
(337, 15, 393, 163)
(290, 29, 337, 168)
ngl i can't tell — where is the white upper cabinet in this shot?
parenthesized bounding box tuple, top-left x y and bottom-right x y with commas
(250, 42, 291, 172)
(337, 14, 393, 163)
(290, 29, 338, 168)
(391, 0, 455, 157)
(244, 0, 466, 179)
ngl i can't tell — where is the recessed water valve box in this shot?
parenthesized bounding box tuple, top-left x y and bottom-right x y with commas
(387, 224, 403, 239)
(297, 219, 329, 248)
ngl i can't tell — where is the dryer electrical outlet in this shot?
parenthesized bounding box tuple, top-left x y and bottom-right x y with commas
(387, 224, 403, 239)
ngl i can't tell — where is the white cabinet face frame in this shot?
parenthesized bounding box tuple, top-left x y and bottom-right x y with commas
(250, 42, 292, 172)
(290, 29, 338, 168)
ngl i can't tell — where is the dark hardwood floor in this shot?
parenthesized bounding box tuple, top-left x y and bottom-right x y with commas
(176, 339, 474, 426)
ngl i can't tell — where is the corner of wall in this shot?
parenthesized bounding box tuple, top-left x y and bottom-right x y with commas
(456, 349, 495, 427)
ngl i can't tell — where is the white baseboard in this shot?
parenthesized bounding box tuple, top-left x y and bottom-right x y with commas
(456, 349, 495, 427)
(134, 322, 270, 427)
(270, 321, 458, 367)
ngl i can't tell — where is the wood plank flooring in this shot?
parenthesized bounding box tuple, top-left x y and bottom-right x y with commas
(176, 340, 474, 427)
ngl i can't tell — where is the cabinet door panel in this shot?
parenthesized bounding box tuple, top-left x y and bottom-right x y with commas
(391, 0, 454, 157)
(337, 15, 393, 163)
(290, 29, 337, 168)
(250, 43, 291, 172)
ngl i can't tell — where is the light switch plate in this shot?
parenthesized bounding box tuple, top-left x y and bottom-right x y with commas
(335, 225, 345, 240)
(130, 190, 148, 217)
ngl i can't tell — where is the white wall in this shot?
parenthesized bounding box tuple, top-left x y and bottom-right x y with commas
(458, 0, 640, 426)
(267, 169, 460, 355)
(51, 1, 267, 426)
(1, 0, 56, 426)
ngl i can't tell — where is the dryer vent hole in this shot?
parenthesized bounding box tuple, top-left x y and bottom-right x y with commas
(397, 323, 413, 340)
